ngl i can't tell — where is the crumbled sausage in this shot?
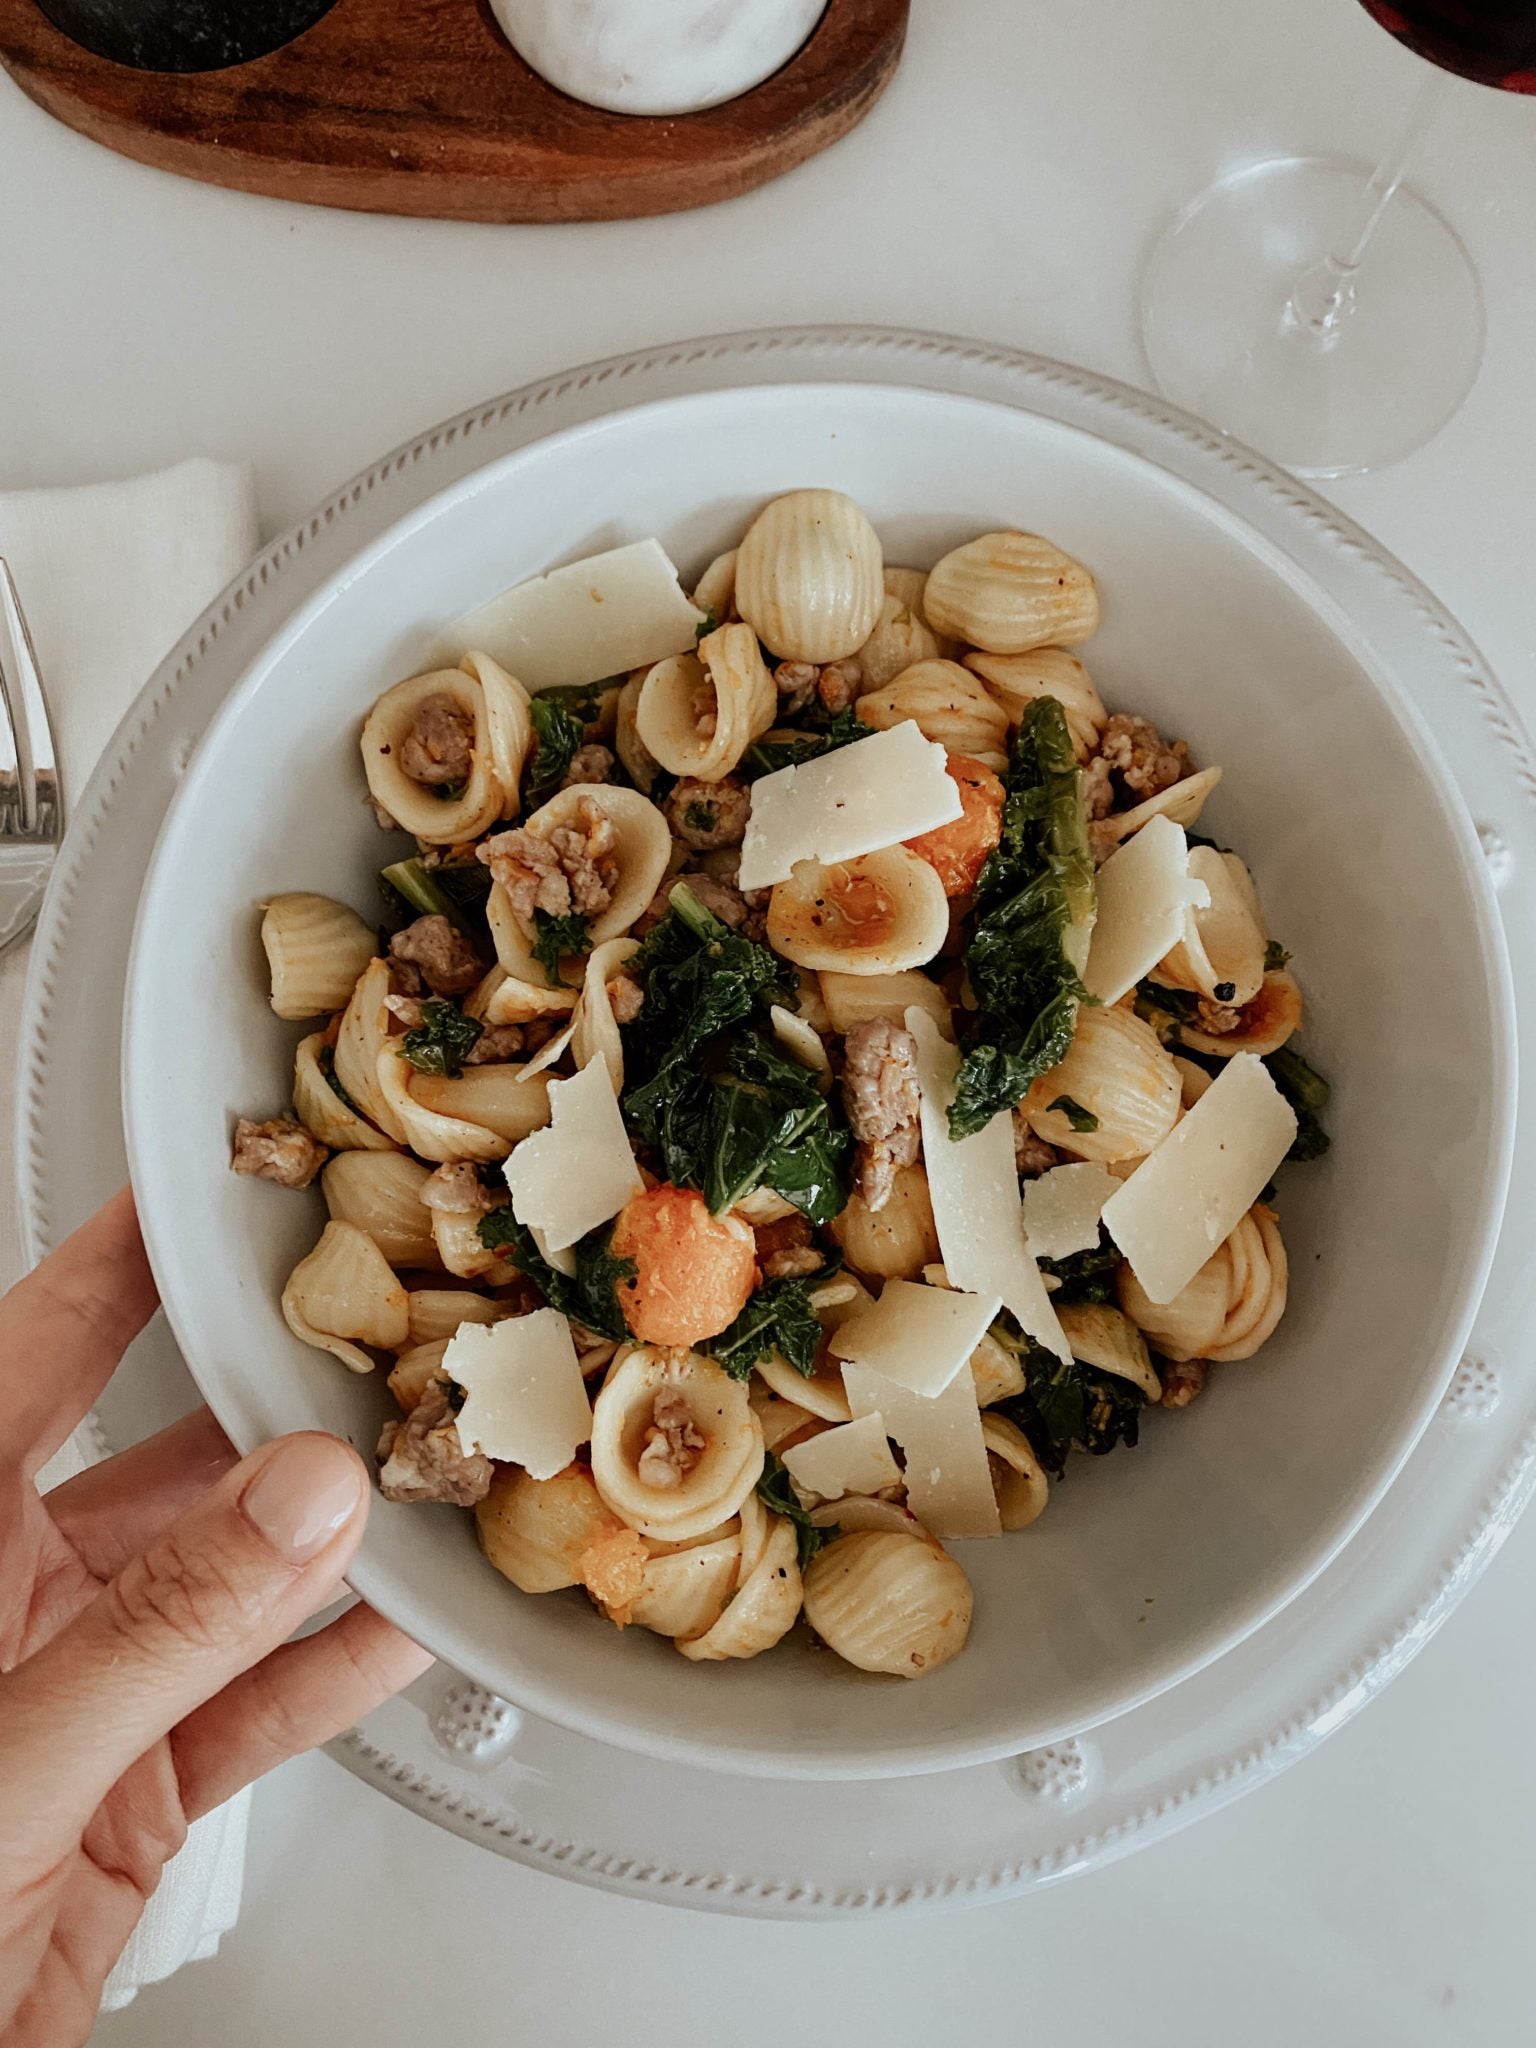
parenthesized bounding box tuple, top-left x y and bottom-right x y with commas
(607, 971, 644, 1025)
(399, 693, 475, 787)
(1195, 997, 1243, 1035)
(664, 775, 750, 850)
(478, 796, 619, 923)
(1012, 1114, 1060, 1178)
(841, 1019, 922, 1214)
(815, 658, 862, 716)
(774, 658, 864, 718)
(562, 743, 615, 789)
(636, 1384, 706, 1490)
(389, 914, 484, 997)
(230, 1116, 328, 1189)
(762, 1246, 826, 1280)
(635, 870, 763, 940)
(752, 1213, 826, 1280)
(420, 1161, 497, 1215)
(1159, 1358, 1208, 1409)
(1095, 714, 1192, 802)
(692, 677, 719, 740)
(377, 1376, 492, 1505)
(463, 1020, 527, 1065)
(1081, 755, 1115, 822)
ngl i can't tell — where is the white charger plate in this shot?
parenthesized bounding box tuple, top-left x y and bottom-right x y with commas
(17, 326, 1536, 1915)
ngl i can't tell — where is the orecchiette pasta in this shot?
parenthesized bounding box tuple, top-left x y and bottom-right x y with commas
(855, 659, 1010, 766)
(923, 530, 1100, 653)
(766, 845, 950, 974)
(590, 1346, 764, 1543)
(733, 489, 884, 662)
(321, 1150, 439, 1269)
(281, 1220, 408, 1373)
(242, 490, 1327, 1689)
(262, 893, 378, 1020)
(802, 1531, 973, 1677)
(963, 647, 1107, 760)
(292, 1031, 395, 1153)
(1024, 1005, 1183, 1163)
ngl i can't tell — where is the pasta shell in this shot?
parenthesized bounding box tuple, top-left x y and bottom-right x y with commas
(1055, 1302, 1162, 1401)
(476, 1463, 619, 1595)
(503, 784, 672, 948)
(388, 1339, 450, 1412)
(962, 648, 1107, 761)
(334, 959, 408, 1144)
(632, 1533, 744, 1642)
(818, 967, 953, 1039)
(830, 1163, 940, 1281)
(459, 650, 534, 821)
(1118, 1242, 1232, 1362)
(634, 624, 774, 783)
(734, 489, 884, 663)
(409, 1067, 553, 1144)
(969, 1330, 1026, 1407)
(614, 672, 662, 794)
(282, 1220, 408, 1373)
(430, 1207, 517, 1285)
(1025, 1006, 1182, 1163)
(261, 893, 377, 1021)
(1093, 766, 1224, 856)
(321, 1150, 439, 1269)
(767, 846, 949, 975)
(1155, 849, 1266, 1007)
(477, 934, 581, 1021)
(1173, 1055, 1214, 1107)
(571, 937, 641, 1095)
(590, 1345, 764, 1542)
(360, 667, 505, 844)
(855, 659, 1010, 766)
(756, 1395, 823, 1452)
(405, 1289, 509, 1348)
(375, 1048, 511, 1165)
(676, 1515, 802, 1662)
(1208, 1207, 1288, 1361)
(854, 570, 957, 690)
(755, 1348, 852, 1423)
(1177, 969, 1303, 1058)
(691, 548, 739, 624)
(802, 1530, 973, 1678)
(808, 1496, 929, 1538)
(923, 531, 1100, 653)
(292, 1032, 396, 1153)
(981, 1413, 1051, 1530)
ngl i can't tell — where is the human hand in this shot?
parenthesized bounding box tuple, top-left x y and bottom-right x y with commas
(0, 1191, 431, 2046)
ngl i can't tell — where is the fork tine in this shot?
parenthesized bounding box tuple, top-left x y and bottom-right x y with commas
(0, 559, 62, 838)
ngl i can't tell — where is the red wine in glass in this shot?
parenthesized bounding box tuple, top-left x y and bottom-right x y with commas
(1359, 2, 1536, 89)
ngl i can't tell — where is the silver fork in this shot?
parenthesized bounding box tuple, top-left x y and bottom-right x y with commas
(0, 559, 64, 957)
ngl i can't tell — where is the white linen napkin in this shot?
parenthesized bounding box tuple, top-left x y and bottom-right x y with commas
(0, 457, 261, 2011)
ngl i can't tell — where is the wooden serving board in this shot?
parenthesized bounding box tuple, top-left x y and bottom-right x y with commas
(0, 0, 908, 223)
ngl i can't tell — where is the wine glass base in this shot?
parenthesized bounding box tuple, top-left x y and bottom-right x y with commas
(1140, 157, 1485, 478)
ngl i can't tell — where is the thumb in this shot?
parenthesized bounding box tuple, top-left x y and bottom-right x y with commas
(0, 1433, 368, 1860)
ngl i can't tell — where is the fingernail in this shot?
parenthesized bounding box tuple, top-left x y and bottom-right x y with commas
(239, 1435, 365, 1563)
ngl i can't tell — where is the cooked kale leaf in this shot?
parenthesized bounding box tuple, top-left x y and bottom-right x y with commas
(710, 1270, 828, 1381)
(949, 696, 1097, 1139)
(1264, 939, 1292, 972)
(525, 693, 585, 800)
(756, 1450, 833, 1570)
(399, 999, 483, 1078)
(477, 1212, 636, 1342)
(1035, 1233, 1121, 1305)
(1265, 1044, 1332, 1163)
(703, 1032, 852, 1223)
(743, 708, 865, 781)
(1047, 1093, 1099, 1133)
(530, 908, 592, 988)
(992, 1315, 1145, 1477)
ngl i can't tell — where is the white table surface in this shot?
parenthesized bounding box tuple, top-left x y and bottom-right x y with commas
(4, 1, 1536, 2041)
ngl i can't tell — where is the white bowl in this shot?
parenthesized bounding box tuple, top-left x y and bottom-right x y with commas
(124, 383, 1514, 1779)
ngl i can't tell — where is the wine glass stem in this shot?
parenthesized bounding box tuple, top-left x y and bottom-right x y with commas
(1287, 71, 1451, 340)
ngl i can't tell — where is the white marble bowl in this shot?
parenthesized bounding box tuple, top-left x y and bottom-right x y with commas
(123, 382, 1514, 1778)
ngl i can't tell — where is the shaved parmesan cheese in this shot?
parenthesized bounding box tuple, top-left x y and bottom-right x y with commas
(445, 539, 705, 693)
(1082, 815, 1210, 1004)
(446, 1310, 591, 1476)
(769, 1004, 831, 1081)
(905, 1009, 1070, 1362)
(503, 1060, 641, 1252)
(781, 1413, 901, 1502)
(738, 723, 962, 892)
(827, 1279, 1001, 1398)
(1021, 1162, 1119, 1262)
(841, 1360, 1001, 1540)
(1102, 1054, 1297, 1304)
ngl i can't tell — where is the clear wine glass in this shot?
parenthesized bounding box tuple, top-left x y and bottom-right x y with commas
(1140, 3, 1536, 477)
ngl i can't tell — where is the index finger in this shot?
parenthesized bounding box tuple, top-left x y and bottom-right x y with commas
(1, 1189, 159, 1480)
